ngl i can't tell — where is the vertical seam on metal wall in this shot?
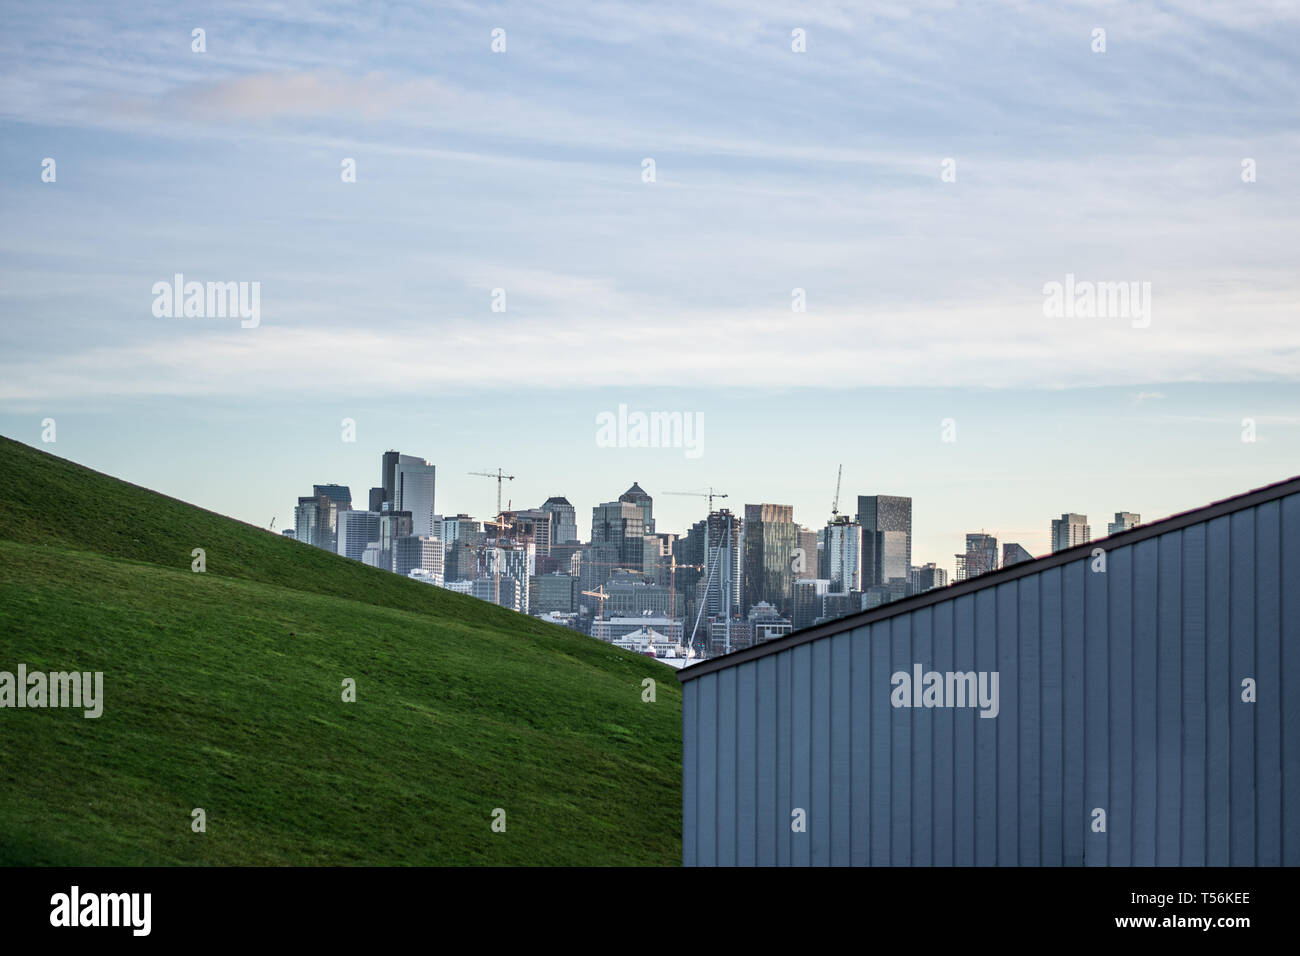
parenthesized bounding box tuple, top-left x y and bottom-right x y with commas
(1280, 501, 1287, 864)
(1178, 531, 1185, 866)
(849, 633, 855, 864)
(1203, 515, 1209, 864)
(1132, 543, 1138, 864)
(995, 587, 1001, 866)
(1249, 506, 1257, 865)
(1227, 515, 1232, 864)
(930, 610, 936, 866)
(1082, 562, 1088, 865)
(1037, 574, 1043, 866)
(911, 614, 916, 867)
(1060, 568, 1065, 864)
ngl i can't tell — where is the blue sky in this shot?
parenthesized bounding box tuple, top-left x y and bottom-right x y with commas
(1, 1, 1297, 568)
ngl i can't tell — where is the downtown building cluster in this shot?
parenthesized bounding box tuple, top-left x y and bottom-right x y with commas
(286, 451, 1140, 663)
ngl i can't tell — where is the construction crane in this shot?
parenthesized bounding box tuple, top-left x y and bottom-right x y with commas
(665, 487, 729, 513)
(469, 468, 515, 521)
(581, 586, 609, 639)
(828, 464, 855, 592)
(269, 516, 276, 532)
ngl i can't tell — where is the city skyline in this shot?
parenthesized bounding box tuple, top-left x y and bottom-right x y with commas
(276, 440, 1212, 590)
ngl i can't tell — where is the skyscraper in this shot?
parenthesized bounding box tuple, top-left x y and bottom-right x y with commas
(394, 455, 437, 536)
(441, 515, 484, 582)
(795, 527, 818, 580)
(1051, 513, 1090, 552)
(294, 494, 338, 552)
(824, 516, 863, 594)
(618, 482, 655, 534)
(742, 503, 797, 615)
(336, 510, 381, 561)
(1108, 512, 1141, 536)
(703, 509, 742, 618)
(394, 535, 444, 584)
(501, 508, 552, 556)
(792, 578, 832, 630)
(378, 510, 413, 571)
(591, 499, 646, 570)
(956, 532, 998, 581)
(380, 450, 401, 507)
(642, 532, 677, 588)
(540, 496, 579, 544)
(313, 484, 352, 512)
(857, 495, 913, 588)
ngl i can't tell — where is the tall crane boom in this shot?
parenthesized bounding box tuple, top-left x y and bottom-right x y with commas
(831, 464, 843, 517)
(469, 468, 516, 519)
(664, 487, 729, 513)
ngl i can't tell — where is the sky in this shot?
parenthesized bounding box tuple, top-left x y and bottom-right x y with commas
(1, 0, 1298, 570)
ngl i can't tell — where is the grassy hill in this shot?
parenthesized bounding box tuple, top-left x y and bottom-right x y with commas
(0, 436, 681, 865)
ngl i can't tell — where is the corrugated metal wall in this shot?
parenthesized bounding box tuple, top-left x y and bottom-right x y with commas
(681, 489, 1300, 865)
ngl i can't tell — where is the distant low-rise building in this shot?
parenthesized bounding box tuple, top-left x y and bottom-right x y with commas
(910, 562, 949, 593)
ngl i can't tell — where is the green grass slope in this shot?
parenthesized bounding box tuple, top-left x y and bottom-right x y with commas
(0, 436, 681, 865)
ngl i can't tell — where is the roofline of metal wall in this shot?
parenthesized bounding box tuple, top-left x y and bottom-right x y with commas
(677, 472, 1300, 683)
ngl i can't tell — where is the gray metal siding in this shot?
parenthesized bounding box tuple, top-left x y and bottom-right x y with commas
(682, 491, 1300, 865)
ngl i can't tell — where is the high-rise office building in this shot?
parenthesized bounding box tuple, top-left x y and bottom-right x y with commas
(482, 542, 535, 614)
(1051, 513, 1090, 552)
(368, 487, 384, 513)
(824, 516, 863, 594)
(441, 515, 485, 582)
(956, 533, 998, 581)
(394, 535, 444, 584)
(857, 495, 913, 589)
(619, 482, 655, 534)
(703, 509, 742, 617)
(294, 494, 338, 552)
(380, 450, 401, 507)
(394, 455, 437, 537)
(530, 572, 577, 615)
(1002, 542, 1034, 567)
(603, 575, 673, 618)
(336, 510, 381, 561)
(792, 578, 832, 630)
(378, 510, 413, 571)
(540, 496, 579, 544)
(742, 503, 798, 615)
(1108, 512, 1141, 536)
(501, 508, 552, 556)
(591, 499, 646, 571)
(642, 532, 677, 587)
(313, 484, 352, 512)
(794, 527, 818, 580)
